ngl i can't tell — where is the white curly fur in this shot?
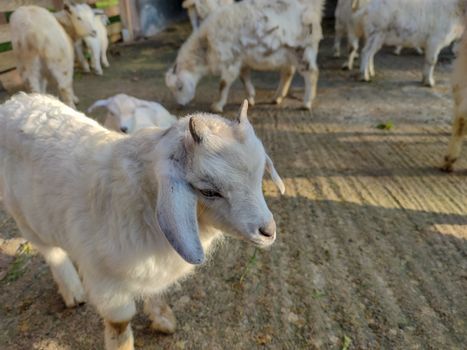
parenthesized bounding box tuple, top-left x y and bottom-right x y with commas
(358, 0, 466, 85)
(10, 5, 83, 108)
(0, 93, 284, 350)
(88, 94, 177, 134)
(166, 0, 325, 112)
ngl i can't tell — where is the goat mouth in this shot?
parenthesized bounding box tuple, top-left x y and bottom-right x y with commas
(248, 233, 276, 247)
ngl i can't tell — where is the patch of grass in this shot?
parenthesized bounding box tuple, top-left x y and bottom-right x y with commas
(341, 335, 352, 350)
(311, 290, 326, 299)
(376, 121, 394, 130)
(3, 242, 33, 283)
(239, 248, 258, 283)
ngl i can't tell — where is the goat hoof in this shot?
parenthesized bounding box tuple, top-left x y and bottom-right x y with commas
(360, 75, 371, 82)
(210, 103, 223, 113)
(274, 96, 283, 105)
(63, 291, 86, 308)
(247, 97, 255, 106)
(301, 103, 312, 111)
(94, 70, 104, 76)
(150, 309, 176, 334)
(422, 79, 435, 88)
(441, 157, 456, 172)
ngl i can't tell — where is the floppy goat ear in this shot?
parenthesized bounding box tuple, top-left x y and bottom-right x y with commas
(265, 154, 285, 194)
(88, 99, 110, 113)
(156, 167, 204, 264)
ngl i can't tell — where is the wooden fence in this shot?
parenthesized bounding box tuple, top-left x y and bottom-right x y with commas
(0, 0, 123, 91)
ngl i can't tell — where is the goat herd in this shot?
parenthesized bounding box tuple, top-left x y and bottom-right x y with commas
(0, 0, 466, 349)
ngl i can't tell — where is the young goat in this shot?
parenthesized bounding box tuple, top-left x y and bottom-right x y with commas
(88, 94, 177, 133)
(166, 0, 324, 112)
(54, 3, 101, 75)
(333, 0, 370, 69)
(83, 11, 110, 75)
(442, 29, 467, 172)
(182, 0, 234, 31)
(10, 5, 87, 108)
(358, 0, 466, 85)
(0, 93, 284, 350)
(334, 0, 422, 70)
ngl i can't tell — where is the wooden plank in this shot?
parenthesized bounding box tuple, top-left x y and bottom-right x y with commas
(0, 14, 7, 25)
(0, 24, 11, 44)
(120, 0, 135, 42)
(0, 51, 16, 73)
(0, 0, 56, 12)
(107, 21, 121, 36)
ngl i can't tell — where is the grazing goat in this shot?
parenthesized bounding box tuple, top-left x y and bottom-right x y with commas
(442, 29, 467, 172)
(54, 3, 100, 75)
(182, 0, 234, 31)
(166, 0, 324, 112)
(0, 93, 285, 350)
(10, 5, 85, 108)
(358, 0, 466, 85)
(88, 94, 177, 133)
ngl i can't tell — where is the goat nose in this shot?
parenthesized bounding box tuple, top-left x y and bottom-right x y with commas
(259, 220, 276, 238)
(120, 126, 128, 133)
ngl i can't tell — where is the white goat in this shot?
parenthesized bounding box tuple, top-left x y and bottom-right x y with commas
(358, 0, 466, 85)
(334, 0, 423, 70)
(88, 94, 177, 133)
(333, 0, 369, 70)
(54, 3, 101, 75)
(442, 28, 467, 172)
(0, 93, 285, 350)
(166, 0, 324, 112)
(83, 12, 110, 76)
(182, 0, 234, 31)
(9, 5, 89, 108)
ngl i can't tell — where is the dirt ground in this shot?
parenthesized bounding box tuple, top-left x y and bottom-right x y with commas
(0, 22, 466, 350)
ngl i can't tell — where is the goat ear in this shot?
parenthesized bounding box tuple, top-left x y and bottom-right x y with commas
(265, 154, 285, 194)
(88, 99, 110, 113)
(156, 172, 204, 264)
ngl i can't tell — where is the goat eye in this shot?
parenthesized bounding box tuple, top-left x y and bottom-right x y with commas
(199, 189, 222, 198)
(77, 16, 82, 20)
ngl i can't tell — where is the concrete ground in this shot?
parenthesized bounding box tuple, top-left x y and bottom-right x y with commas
(0, 22, 466, 349)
